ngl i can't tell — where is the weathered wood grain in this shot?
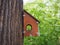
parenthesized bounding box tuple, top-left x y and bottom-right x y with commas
(0, 0, 23, 45)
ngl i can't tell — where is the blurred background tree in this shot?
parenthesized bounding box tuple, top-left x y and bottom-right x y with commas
(24, 0, 60, 45)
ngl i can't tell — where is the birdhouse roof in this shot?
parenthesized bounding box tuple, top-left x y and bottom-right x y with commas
(24, 10, 40, 23)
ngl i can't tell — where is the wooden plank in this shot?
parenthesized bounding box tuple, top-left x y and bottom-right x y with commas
(0, 0, 23, 45)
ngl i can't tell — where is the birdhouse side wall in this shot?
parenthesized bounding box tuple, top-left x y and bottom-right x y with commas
(24, 12, 38, 36)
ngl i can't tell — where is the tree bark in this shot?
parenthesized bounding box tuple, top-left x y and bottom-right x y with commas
(0, 0, 23, 45)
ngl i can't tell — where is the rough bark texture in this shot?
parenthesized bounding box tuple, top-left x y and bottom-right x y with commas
(0, 0, 23, 45)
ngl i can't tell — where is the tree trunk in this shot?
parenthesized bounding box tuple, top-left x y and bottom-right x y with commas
(0, 0, 23, 45)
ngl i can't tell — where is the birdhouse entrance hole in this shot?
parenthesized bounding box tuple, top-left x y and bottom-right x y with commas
(26, 24, 32, 31)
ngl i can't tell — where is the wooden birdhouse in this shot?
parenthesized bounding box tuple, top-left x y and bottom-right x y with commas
(23, 10, 40, 36)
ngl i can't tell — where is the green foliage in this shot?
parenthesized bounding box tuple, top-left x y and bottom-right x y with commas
(24, 0, 60, 45)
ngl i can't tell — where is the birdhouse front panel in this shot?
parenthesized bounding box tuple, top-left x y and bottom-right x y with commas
(23, 11, 39, 36)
